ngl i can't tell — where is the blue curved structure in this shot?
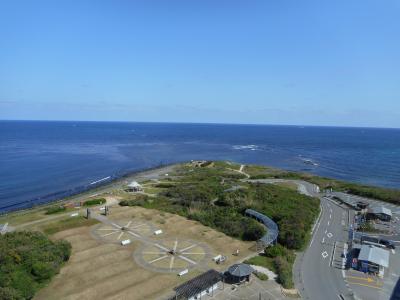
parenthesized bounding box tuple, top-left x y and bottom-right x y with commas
(245, 209, 278, 246)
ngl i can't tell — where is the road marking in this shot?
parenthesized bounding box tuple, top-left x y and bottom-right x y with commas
(322, 237, 325, 243)
(347, 281, 383, 289)
(322, 251, 328, 259)
(325, 229, 327, 234)
(327, 232, 333, 238)
(125, 221, 132, 228)
(310, 202, 324, 246)
(117, 231, 124, 240)
(328, 221, 330, 226)
(330, 241, 336, 266)
(346, 275, 381, 284)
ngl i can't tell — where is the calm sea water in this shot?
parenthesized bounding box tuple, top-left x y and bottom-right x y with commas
(1, 120, 400, 212)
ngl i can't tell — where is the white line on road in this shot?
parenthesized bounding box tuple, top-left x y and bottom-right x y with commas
(328, 221, 330, 226)
(327, 232, 333, 238)
(322, 251, 328, 259)
(322, 237, 325, 243)
(330, 241, 337, 266)
(330, 214, 332, 219)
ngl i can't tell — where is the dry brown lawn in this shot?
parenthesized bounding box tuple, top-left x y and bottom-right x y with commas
(35, 206, 255, 300)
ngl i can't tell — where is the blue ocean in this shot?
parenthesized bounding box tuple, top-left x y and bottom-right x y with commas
(1, 120, 400, 213)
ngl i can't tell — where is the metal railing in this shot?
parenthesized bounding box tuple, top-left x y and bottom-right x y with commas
(245, 209, 278, 246)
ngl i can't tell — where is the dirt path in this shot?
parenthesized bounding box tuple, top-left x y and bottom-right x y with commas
(238, 164, 250, 178)
(228, 164, 250, 179)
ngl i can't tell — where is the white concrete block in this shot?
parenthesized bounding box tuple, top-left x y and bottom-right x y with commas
(121, 239, 131, 246)
(178, 269, 189, 276)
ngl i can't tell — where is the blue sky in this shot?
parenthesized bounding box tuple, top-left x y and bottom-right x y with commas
(0, 1, 399, 127)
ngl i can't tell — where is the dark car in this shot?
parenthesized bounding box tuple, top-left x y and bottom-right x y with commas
(380, 239, 396, 249)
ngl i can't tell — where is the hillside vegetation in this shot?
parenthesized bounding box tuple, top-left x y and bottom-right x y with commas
(0, 231, 71, 299)
(120, 161, 320, 289)
(245, 164, 400, 204)
(122, 162, 319, 250)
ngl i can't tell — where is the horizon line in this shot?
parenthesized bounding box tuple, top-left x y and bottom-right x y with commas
(1, 118, 399, 130)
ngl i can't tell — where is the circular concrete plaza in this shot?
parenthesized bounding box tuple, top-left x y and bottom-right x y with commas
(134, 238, 213, 273)
(91, 218, 155, 243)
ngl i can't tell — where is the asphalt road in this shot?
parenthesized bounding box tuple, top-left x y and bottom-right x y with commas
(246, 179, 352, 299)
(295, 196, 352, 300)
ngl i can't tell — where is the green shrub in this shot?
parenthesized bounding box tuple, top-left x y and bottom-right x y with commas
(274, 256, 294, 289)
(242, 219, 266, 241)
(83, 198, 106, 206)
(45, 205, 66, 215)
(0, 231, 71, 299)
(0, 287, 23, 300)
(155, 183, 176, 188)
(264, 244, 288, 258)
(254, 271, 269, 281)
(119, 194, 149, 207)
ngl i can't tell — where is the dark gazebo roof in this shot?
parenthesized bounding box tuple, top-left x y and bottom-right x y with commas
(173, 269, 222, 299)
(227, 263, 254, 277)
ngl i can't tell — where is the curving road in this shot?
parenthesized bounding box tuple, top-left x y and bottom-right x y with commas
(247, 178, 353, 300)
(295, 196, 352, 300)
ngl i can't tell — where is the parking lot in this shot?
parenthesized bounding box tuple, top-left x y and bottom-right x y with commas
(331, 192, 400, 300)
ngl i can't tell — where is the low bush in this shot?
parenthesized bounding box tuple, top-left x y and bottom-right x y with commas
(274, 256, 294, 289)
(0, 231, 71, 299)
(119, 194, 149, 207)
(155, 183, 175, 188)
(264, 244, 293, 259)
(254, 272, 269, 281)
(83, 198, 106, 207)
(45, 206, 66, 215)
